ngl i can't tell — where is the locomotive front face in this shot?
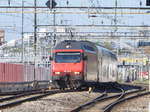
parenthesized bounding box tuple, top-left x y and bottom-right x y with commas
(51, 50, 84, 81)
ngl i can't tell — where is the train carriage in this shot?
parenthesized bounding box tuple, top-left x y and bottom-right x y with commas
(51, 40, 118, 88)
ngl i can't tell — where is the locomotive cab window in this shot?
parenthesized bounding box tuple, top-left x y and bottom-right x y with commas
(55, 52, 81, 63)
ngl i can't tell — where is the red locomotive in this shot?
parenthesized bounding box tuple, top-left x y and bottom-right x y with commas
(50, 40, 118, 89)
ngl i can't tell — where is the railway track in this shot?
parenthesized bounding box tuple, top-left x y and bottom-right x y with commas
(103, 90, 150, 112)
(0, 89, 84, 110)
(71, 84, 149, 112)
(0, 89, 48, 102)
(0, 83, 149, 112)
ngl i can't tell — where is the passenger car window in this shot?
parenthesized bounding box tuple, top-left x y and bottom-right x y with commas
(83, 45, 95, 51)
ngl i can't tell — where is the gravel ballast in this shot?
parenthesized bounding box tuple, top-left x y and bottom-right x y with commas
(1, 91, 101, 112)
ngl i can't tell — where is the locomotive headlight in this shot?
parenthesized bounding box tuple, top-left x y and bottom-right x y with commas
(55, 72, 60, 74)
(74, 72, 80, 74)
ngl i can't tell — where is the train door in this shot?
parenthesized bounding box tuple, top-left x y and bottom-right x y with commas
(97, 47, 103, 82)
(83, 52, 87, 80)
(86, 52, 98, 81)
(97, 56, 102, 82)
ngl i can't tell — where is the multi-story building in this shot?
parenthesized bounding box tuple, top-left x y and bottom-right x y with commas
(0, 30, 5, 45)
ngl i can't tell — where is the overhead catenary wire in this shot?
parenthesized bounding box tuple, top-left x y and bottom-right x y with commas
(1, 6, 150, 10)
(1, 10, 150, 15)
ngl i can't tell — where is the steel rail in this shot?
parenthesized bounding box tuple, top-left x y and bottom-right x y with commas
(71, 85, 145, 112)
(103, 86, 126, 111)
(0, 90, 48, 102)
(71, 85, 125, 112)
(103, 91, 150, 112)
(71, 87, 107, 112)
(0, 89, 82, 109)
(71, 93, 107, 112)
(0, 88, 48, 96)
(102, 83, 147, 112)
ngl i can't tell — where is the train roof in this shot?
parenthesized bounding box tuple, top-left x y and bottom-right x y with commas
(55, 40, 97, 50)
(55, 40, 83, 49)
(54, 40, 116, 57)
(54, 40, 117, 60)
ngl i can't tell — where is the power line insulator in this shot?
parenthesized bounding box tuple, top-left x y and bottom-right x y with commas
(8, 0, 11, 5)
(66, 0, 69, 6)
(140, 1, 142, 6)
(46, 0, 57, 9)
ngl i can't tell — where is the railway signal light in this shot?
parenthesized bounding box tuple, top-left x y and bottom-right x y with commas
(146, 0, 150, 6)
(46, 0, 57, 9)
